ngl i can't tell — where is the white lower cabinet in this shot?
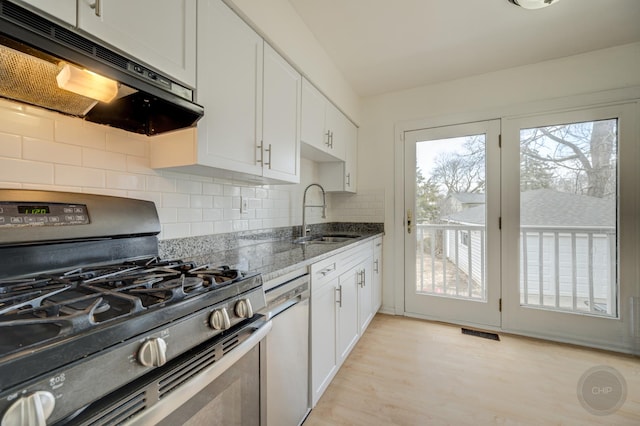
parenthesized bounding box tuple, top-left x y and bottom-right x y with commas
(310, 239, 380, 406)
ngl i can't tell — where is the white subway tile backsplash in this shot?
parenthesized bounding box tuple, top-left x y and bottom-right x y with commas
(126, 191, 163, 206)
(177, 208, 202, 223)
(213, 196, 232, 210)
(106, 132, 148, 157)
(203, 208, 223, 221)
(147, 175, 176, 193)
(55, 164, 104, 188)
(106, 171, 145, 191)
(162, 223, 190, 239)
(162, 192, 190, 208)
(126, 156, 155, 175)
(54, 116, 106, 150)
(203, 183, 223, 196)
(0, 158, 54, 184)
(214, 220, 233, 234)
(83, 147, 127, 171)
(157, 207, 178, 223)
(223, 185, 241, 197)
(84, 188, 128, 197)
(191, 221, 214, 236)
(190, 195, 213, 209)
(0, 133, 21, 158)
(176, 179, 203, 195)
(0, 107, 54, 140)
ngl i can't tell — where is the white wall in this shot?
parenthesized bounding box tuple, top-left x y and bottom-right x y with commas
(226, 0, 361, 125)
(359, 42, 640, 313)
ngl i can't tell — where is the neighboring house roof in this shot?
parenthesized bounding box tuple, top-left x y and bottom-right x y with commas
(445, 189, 614, 227)
(448, 193, 486, 204)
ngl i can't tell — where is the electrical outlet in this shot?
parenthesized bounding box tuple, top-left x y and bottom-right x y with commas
(240, 196, 249, 215)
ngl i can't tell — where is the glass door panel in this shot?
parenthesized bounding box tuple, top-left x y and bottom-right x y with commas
(519, 119, 617, 317)
(405, 120, 501, 328)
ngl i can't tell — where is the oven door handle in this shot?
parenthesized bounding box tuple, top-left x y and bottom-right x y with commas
(124, 319, 272, 426)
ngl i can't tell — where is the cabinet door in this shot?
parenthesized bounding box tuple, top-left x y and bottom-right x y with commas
(357, 260, 374, 334)
(300, 79, 327, 154)
(19, 0, 76, 25)
(336, 269, 359, 364)
(262, 43, 300, 183)
(77, 0, 196, 86)
(310, 278, 338, 407)
(195, 0, 263, 176)
(325, 103, 347, 161)
(373, 238, 383, 312)
(343, 120, 358, 193)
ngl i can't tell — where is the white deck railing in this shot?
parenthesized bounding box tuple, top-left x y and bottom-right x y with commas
(415, 223, 616, 316)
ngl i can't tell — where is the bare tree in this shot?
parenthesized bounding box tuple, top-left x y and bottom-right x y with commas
(430, 136, 485, 195)
(521, 120, 616, 197)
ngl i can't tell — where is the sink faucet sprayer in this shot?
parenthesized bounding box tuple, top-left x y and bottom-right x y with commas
(302, 183, 326, 237)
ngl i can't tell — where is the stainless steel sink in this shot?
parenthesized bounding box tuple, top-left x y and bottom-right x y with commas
(293, 234, 361, 245)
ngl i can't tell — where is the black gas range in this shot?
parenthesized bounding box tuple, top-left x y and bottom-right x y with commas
(0, 189, 267, 425)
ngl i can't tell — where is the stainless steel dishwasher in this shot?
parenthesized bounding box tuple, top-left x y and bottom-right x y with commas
(260, 270, 311, 426)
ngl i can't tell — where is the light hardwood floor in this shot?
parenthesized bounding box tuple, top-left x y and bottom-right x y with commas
(304, 314, 639, 425)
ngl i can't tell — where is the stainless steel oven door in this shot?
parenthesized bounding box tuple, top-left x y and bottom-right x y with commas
(124, 319, 271, 426)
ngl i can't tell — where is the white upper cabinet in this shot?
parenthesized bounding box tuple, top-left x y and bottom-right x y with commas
(262, 43, 301, 182)
(300, 79, 347, 162)
(17, 0, 196, 86)
(317, 120, 358, 193)
(191, 0, 264, 178)
(77, 0, 196, 86)
(150, 0, 300, 185)
(18, 0, 76, 25)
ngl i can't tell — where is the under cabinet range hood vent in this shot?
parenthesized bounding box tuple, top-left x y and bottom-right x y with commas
(0, 0, 203, 136)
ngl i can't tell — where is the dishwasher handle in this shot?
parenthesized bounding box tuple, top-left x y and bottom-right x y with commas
(263, 274, 309, 320)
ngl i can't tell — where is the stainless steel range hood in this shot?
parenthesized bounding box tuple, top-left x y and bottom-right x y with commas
(0, 0, 203, 136)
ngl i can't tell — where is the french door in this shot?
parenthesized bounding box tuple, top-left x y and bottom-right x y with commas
(502, 103, 638, 352)
(404, 120, 501, 328)
(403, 103, 639, 352)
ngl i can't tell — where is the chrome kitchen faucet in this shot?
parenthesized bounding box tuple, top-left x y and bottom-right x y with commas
(301, 183, 326, 237)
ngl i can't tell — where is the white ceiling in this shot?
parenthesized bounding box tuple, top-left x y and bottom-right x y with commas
(287, 0, 640, 97)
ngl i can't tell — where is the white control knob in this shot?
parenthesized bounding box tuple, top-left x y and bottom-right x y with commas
(209, 308, 231, 330)
(234, 298, 253, 319)
(137, 337, 168, 367)
(1, 391, 55, 426)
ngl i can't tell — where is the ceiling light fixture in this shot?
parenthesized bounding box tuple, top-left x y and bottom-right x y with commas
(56, 63, 118, 103)
(508, 0, 560, 9)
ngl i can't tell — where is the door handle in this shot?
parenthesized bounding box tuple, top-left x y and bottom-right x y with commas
(335, 285, 342, 307)
(407, 209, 413, 234)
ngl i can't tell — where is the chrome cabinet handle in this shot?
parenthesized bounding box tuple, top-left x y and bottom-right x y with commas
(319, 263, 336, 276)
(346, 173, 351, 187)
(257, 142, 264, 165)
(329, 131, 334, 148)
(265, 143, 272, 169)
(374, 259, 379, 273)
(90, 0, 101, 17)
(407, 209, 412, 234)
(336, 285, 342, 307)
(325, 131, 331, 147)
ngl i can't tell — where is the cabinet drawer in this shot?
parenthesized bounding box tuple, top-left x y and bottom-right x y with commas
(310, 242, 373, 291)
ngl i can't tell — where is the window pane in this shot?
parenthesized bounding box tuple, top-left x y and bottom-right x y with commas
(415, 135, 487, 301)
(519, 119, 618, 317)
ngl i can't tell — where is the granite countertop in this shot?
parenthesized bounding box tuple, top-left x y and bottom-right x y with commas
(158, 223, 384, 283)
